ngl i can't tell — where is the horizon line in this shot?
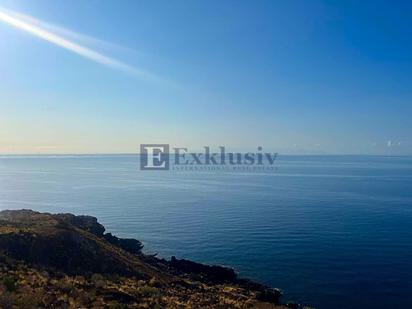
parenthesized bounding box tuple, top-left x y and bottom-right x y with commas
(0, 153, 410, 157)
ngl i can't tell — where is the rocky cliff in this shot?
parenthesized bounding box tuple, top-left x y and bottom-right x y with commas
(0, 209, 303, 308)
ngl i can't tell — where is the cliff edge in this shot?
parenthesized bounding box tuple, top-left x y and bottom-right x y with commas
(0, 209, 302, 308)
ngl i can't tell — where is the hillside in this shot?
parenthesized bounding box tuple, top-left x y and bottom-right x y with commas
(0, 209, 298, 309)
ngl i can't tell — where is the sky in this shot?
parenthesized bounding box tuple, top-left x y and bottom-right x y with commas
(0, 0, 411, 155)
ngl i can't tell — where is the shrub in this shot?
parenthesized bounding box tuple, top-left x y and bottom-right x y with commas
(3, 276, 17, 292)
(91, 273, 105, 288)
(137, 286, 159, 297)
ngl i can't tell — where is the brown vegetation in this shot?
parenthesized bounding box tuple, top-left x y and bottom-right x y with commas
(0, 210, 301, 308)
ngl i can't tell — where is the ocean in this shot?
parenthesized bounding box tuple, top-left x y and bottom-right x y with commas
(0, 155, 411, 309)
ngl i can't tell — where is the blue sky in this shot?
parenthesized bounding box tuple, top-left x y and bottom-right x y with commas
(0, 0, 411, 154)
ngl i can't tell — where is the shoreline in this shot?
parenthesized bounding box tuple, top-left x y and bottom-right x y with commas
(0, 209, 309, 308)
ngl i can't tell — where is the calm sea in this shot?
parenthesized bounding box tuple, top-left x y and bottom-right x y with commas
(0, 155, 411, 309)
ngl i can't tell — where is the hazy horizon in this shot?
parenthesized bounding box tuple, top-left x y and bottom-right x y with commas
(1, 0, 411, 155)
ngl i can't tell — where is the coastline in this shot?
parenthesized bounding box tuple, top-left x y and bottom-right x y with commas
(0, 209, 309, 308)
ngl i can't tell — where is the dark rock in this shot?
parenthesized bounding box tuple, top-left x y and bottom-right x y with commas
(104, 233, 143, 254)
(169, 256, 237, 283)
(256, 288, 282, 304)
(54, 213, 105, 236)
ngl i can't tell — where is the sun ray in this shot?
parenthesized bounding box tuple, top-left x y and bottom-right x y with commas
(0, 8, 155, 79)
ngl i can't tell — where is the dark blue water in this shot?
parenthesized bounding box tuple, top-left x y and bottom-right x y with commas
(0, 155, 411, 309)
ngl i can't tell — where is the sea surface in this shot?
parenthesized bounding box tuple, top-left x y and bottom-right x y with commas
(0, 155, 411, 309)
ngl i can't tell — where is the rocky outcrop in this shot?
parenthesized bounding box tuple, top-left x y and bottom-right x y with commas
(0, 209, 290, 308)
(103, 232, 143, 254)
(169, 256, 237, 283)
(54, 213, 106, 236)
(55, 212, 144, 254)
(0, 210, 150, 277)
